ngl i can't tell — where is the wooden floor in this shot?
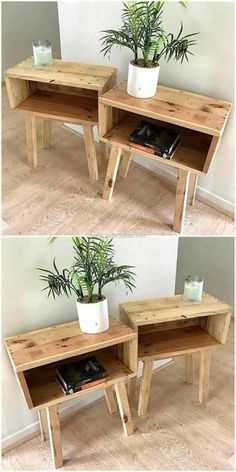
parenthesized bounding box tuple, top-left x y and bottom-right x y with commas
(2, 323, 234, 471)
(2, 88, 234, 236)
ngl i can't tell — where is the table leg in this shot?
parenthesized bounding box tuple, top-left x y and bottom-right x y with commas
(185, 354, 194, 384)
(128, 376, 137, 404)
(38, 408, 49, 441)
(199, 350, 211, 403)
(173, 169, 190, 233)
(25, 113, 37, 168)
(46, 405, 63, 469)
(119, 150, 132, 178)
(104, 385, 118, 414)
(99, 140, 108, 162)
(138, 360, 153, 416)
(42, 119, 51, 149)
(188, 173, 198, 206)
(83, 124, 98, 181)
(115, 381, 134, 436)
(102, 146, 122, 201)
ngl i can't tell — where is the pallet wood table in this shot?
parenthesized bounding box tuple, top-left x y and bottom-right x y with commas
(4, 316, 137, 468)
(4, 57, 116, 180)
(120, 293, 231, 416)
(99, 82, 231, 232)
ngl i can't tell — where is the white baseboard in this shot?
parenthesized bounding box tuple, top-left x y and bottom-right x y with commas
(63, 123, 234, 219)
(2, 359, 172, 453)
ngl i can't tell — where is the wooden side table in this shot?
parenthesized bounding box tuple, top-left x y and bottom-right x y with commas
(4, 317, 137, 469)
(120, 293, 231, 416)
(4, 58, 116, 180)
(99, 82, 231, 232)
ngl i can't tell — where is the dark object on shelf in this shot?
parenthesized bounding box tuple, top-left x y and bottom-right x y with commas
(55, 355, 108, 395)
(129, 120, 181, 159)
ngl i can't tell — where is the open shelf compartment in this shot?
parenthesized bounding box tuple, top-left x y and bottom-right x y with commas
(138, 315, 225, 361)
(24, 346, 133, 410)
(101, 111, 212, 174)
(5, 77, 98, 124)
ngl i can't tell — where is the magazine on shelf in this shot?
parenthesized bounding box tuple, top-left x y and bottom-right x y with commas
(55, 355, 108, 395)
(128, 120, 181, 159)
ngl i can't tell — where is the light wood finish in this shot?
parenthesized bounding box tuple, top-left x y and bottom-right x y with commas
(99, 81, 231, 137)
(99, 140, 108, 161)
(119, 150, 132, 178)
(83, 124, 98, 181)
(5, 58, 117, 93)
(185, 354, 194, 384)
(120, 293, 231, 327)
(99, 81, 231, 232)
(4, 317, 136, 468)
(4, 58, 116, 178)
(46, 405, 63, 469)
(115, 381, 134, 436)
(4, 317, 135, 372)
(2, 323, 234, 470)
(188, 173, 198, 206)
(173, 169, 190, 233)
(42, 119, 51, 149)
(38, 409, 49, 442)
(104, 386, 117, 414)
(102, 146, 122, 201)
(199, 350, 211, 403)
(25, 113, 37, 168)
(2, 88, 234, 236)
(120, 293, 231, 415)
(128, 376, 137, 403)
(100, 113, 211, 175)
(138, 360, 153, 416)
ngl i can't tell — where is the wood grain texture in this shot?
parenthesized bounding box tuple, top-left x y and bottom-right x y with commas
(120, 293, 231, 326)
(173, 169, 190, 233)
(83, 124, 98, 181)
(25, 113, 37, 168)
(2, 87, 234, 236)
(102, 146, 122, 201)
(119, 151, 132, 178)
(2, 322, 234, 470)
(38, 409, 49, 442)
(46, 405, 63, 469)
(42, 119, 51, 149)
(199, 350, 211, 403)
(188, 173, 198, 206)
(4, 317, 136, 372)
(104, 386, 118, 414)
(99, 81, 231, 136)
(5, 58, 116, 92)
(115, 381, 134, 436)
(185, 354, 194, 384)
(137, 360, 153, 416)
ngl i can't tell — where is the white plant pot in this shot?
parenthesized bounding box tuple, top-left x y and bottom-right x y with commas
(127, 61, 160, 98)
(76, 297, 109, 334)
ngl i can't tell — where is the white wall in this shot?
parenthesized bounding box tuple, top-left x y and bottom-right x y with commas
(2, 1, 61, 74)
(58, 0, 234, 214)
(2, 235, 178, 447)
(175, 237, 234, 312)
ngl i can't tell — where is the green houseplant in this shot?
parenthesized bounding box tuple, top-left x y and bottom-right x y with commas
(100, 1, 198, 98)
(38, 237, 136, 334)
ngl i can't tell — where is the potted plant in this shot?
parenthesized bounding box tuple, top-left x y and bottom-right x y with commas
(100, 1, 198, 98)
(38, 237, 136, 334)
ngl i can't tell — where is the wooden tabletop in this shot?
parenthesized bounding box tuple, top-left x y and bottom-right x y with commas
(100, 82, 231, 137)
(120, 293, 231, 326)
(4, 316, 136, 372)
(5, 57, 116, 91)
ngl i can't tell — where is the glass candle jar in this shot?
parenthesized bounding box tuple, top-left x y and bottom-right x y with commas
(183, 276, 204, 302)
(32, 40, 53, 66)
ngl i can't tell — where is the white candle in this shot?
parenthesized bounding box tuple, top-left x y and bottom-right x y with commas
(183, 277, 203, 301)
(32, 41, 53, 66)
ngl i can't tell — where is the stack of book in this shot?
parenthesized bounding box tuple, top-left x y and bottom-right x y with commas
(55, 355, 108, 395)
(128, 120, 181, 159)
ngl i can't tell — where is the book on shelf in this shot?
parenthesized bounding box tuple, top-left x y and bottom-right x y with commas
(128, 120, 181, 159)
(55, 355, 108, 395)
